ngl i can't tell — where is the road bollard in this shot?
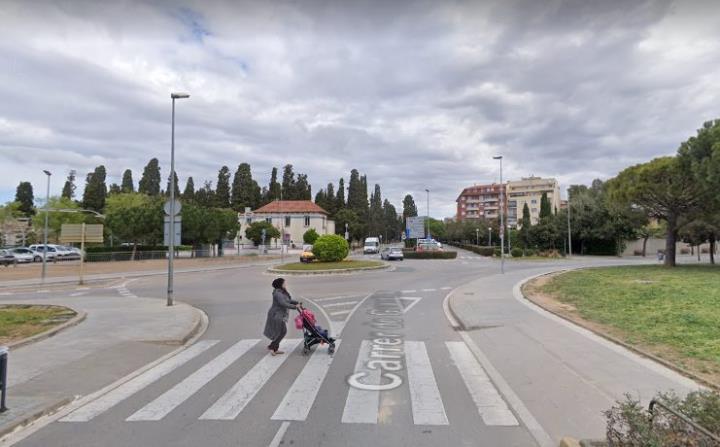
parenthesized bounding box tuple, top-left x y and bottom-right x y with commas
(0, 346, 8, 412)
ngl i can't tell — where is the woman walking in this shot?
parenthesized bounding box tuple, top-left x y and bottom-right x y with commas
(263, 278, 300, 355)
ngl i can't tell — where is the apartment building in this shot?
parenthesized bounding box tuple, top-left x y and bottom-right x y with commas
(506, 176, 561, 227)
(238, 200, 335, 246)
(455, 183, 505, 221)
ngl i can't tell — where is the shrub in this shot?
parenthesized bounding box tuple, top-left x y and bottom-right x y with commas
(303, 228, 319, 245)
(450, 244, 494, 256)
(402, 250, 457, 259)
(510, 248, 523, 258)
(312, 234, 349, 262)
(525, 248, 537, 256)
(494, 248, 502, 257)
(245, 221, 281, 245)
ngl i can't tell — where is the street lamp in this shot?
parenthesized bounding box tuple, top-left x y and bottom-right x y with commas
(41, 170, 51, 283)
(493, 155, 504, 274)
(488, 226, 492, 246)
(168, 92, 189, 307)
(476, 228, 479, 246)
(567, 188, 572, 257)
(425, 188, 430, 240)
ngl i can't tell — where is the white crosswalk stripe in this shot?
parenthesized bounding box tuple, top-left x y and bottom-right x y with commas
(322, 301, 359, 308)
(446, 341, 518, 426)
(127, 339, 260, 421)
(200, 339, 302, 420)
(341, 340, 380, 424)
(405, 341, 448, 425)
(272, 340, 342, 421)
(61, 340, 219, 422)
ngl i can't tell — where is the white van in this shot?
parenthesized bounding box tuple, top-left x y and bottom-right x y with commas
(363, 237, 380, 254)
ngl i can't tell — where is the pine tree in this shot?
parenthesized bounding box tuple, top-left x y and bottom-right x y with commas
(61, 170, 76, 199)
(314, 189, 326, 210)
(82, 165, 108, 212)
(108, 183, 121, 195)
(383, 199, 399, 241)
(15, 182, 35, 216)
(369, 184, 383, 236)
(165, 172, 180, 197)
(295, 173, 311, 200)
(281, 164, 295, 199)
(336, 178, 346, 210)
(347, 170, 363, 211)
(195, 181, 215, 208)
(231, 163, 262, 211)
(215, 166, 231, 208)
(267, 167, 281, 203)
(138, 158, 161, 196)
(539, 192, 551, 219)
(325, 183, 336, 215)
(183, 177, 195, 201)
(121, 169, 134, 193)
(402, 194, 418, 219)
(520, 203, 532, 248)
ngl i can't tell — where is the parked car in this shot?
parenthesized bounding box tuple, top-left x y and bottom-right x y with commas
(416, 242, 442, 252)
(9, 247, 39, 263)
(59, 246, 83, 260)
(380, 247, 404, 261)
(0, 249, 17, 267)
(28, 244, 58, 261)
(300, 245, 315, 263)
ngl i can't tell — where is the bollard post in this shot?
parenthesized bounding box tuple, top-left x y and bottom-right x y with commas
(0, 346, 8, 412)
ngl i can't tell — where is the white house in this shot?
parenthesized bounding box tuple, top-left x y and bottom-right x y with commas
(237, 200, 335, 247)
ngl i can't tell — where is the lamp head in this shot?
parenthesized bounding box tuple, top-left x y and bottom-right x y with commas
(171, 92, 190, 99)
(43, 170, 51, 176)
(493, 156, 503, 160)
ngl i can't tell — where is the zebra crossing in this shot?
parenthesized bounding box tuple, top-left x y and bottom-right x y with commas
(60, 338, 518, 428)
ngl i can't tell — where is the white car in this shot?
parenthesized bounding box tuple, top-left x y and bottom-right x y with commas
(9, 247, 41, 263)
(28, 244, 59, 261)
(59, 245, 83, 260)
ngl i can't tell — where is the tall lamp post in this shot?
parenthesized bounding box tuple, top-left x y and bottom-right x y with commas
(168, 92, 190, 307)
(493, 155, 504, 274)
(41, 170, 51, 283)
(425, 188, 430, 240)
(488, 226, 492, 246)
(476, 228, 479, 246)
(567, 188, 572, 257)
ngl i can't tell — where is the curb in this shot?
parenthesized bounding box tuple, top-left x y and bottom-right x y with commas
(267, 263, 390, 275)
(6, 307, 87, 350)
(0, 397, 73, 439)
(518, 270, 718, 391)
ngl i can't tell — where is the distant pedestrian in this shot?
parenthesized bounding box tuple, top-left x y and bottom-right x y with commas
(263, 278, 300, 355)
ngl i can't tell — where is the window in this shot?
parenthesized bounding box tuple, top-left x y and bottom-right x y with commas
(265, 217, 272, 223)
(285, 216, 291, 227)
(531, 199, 537, 204)
(304, 216, 310, 226)
(246, 218, 252, 224)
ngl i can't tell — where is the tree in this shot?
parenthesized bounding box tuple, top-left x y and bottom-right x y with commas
(105, 193, 163, 259)
(303, 228, 319, 244)
(520, 203, 531, 248)
(608, 157, 705, 267)
(539, 192, 552, 219)
(61, 170, 77, 199)
(312, 234, 349, 262)
(194, 181, 216, 208)
(15, 182, 35, 216)
(183, 177, 195, 201)
(138, 158, 161, 196)
(31, 197, 87, 243)
(382, 199, 400, 241)
(244, 221, 280, 246)
(402, 194, 418, 219)
(165, 172, 180, 198)
(334, 209, 361, 240)
(215, 166, 231, 208)
(294, 173, 311, 200)
(347, 170, 368, 218)
(266, 167, 281, 204)
(108, 183, 121, 195)
(336, 178, 346, 210)
(281, 164, 296, 199)
(121, 169, 134, 193)
(325, 183, 336, 216)
(82, 165, 107, 212)
(231, 163, 261, 211)
(368, 184, 384, 237)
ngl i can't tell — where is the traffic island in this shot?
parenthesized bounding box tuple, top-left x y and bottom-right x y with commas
(0, 305, 83, 349)
(268, 260, 389, 275)
(522, 265, 720, 389)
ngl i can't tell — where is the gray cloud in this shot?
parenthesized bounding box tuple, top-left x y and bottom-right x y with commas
(1, 0, 719, 217)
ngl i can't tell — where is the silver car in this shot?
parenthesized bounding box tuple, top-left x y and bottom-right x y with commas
(0, 249, 17, 266)
(9, 247, 41, 263)
(380, 247, 404, 261)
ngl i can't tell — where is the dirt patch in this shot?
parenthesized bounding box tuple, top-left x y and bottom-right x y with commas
(523, 274, 720, 387)
(0, 304, 77, 345)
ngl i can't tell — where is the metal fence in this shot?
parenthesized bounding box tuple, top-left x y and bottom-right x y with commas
(649, 399, 720, 445)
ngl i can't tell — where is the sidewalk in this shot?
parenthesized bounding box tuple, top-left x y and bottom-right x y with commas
(447, 260, 701, 443)
(0, 293, 205, 438)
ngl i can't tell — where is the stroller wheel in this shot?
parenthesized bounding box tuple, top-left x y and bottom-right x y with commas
(302, 346, 311, 355)
(328, 344, 335, 355)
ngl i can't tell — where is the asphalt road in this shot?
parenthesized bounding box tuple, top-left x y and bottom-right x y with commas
(5, 250, 699, 447)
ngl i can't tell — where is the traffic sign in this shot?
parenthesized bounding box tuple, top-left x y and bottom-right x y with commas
(406, 216, 426, 239)
(60, 224, 104, 243)
(164, 199, 182, 216)
(164, 216, 182, 246)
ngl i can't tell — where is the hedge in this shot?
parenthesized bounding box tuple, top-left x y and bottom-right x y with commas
(312, 234, 350, 262)
(450, 244, 495, 256)
(510, 248, 523, 257)
(402, 250, 458, 259)
(85, 245, 192, 253)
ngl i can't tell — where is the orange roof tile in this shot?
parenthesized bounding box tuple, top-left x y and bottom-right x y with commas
(253, 200, 329, 215)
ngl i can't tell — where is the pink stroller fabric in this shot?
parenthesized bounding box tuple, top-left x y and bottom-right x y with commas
(295, 308, 316, 329)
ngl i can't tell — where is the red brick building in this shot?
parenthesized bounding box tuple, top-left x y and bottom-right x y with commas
(455, 183, 506, 221)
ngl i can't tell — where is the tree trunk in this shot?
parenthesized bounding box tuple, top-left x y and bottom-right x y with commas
(642, 236, 648, 257)
(697, 245, 701, 262)
(131, 242, 137, 261)
(664, 216, 677, 267)
(710, 236, 716, 265)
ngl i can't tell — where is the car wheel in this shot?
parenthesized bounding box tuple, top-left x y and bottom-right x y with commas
(34, 256, 41, 262)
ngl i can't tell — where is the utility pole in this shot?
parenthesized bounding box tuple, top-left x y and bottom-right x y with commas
(41, 170, 51, 283)
(493, 156, 504, 274)
(425, 188, 430, 240)
(168, 92, 189, 307)
(476, 228, 479, 246)
(567, 188, 572, 257)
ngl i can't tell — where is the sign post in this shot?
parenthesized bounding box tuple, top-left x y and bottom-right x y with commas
(60, 223, 103, 285)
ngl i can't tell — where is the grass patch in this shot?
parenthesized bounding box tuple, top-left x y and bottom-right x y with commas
(537, 265, 720, 382)
(275, 260, 385, 271)
(0, 304, 77, 345)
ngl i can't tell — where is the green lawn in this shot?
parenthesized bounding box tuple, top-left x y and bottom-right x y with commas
(539, 265, 720, 381)
(0, 304, 77, 344)
(275, 260, 385, 271)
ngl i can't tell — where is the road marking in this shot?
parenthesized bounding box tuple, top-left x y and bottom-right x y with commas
(446, 341, 518, 426)
(397, 297, 422, 314)
(405, 341, 448, 425)
(69, 292, 87, 297)
(268, 421, 291, 447)
(421, 288, 436, 292)
(401, 290, 416, 294)
(322, 301, 359, 308)
(61, 340, 219, 422)
(127, 339, 259, 421)
(440, 287, 452, 290)
(272, 340, 342, 421)
(329, 310, 352, 316)
(200, 339, 301, 420)
(341, 340, 380, 424)
(312, 295, 358, 302)
(75, 287, 90, 291)
(36, 289, 49, 294)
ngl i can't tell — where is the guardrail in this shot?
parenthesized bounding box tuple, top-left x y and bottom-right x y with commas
(649, 399, 720, 444)
(0, 346, 7, 413)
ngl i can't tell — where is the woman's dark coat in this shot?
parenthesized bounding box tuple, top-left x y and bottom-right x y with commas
(263, 288, 298, 340)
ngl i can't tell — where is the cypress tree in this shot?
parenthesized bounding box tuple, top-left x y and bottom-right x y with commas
(215, 166, 231, 208)
(183, 177, 195, 201)
(281, 164, 295, 199)
(15, 182, 35, 216)
(165, 172, 180, 197)
(268, 167, 281, 202)
(61, 170, 76, 199)
(336, 178, 346, 210)
(138, 158, 161, 196)
(121, 169, 134, 193)
(108, 183, 121, 195)
(539, 192, 551, 219)
(402, 194, 418, 219)
(82, 165, 108, 212)
(325, 183, 336, 215)
(231, 163, 262, 211)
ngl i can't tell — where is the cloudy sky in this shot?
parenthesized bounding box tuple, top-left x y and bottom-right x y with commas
(1, 0, 719, 218)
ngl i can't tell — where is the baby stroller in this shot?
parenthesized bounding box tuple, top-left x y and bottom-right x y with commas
(294, 304, 336, 355)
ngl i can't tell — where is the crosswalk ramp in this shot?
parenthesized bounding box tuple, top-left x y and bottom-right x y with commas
(60, 338, 518, 428)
